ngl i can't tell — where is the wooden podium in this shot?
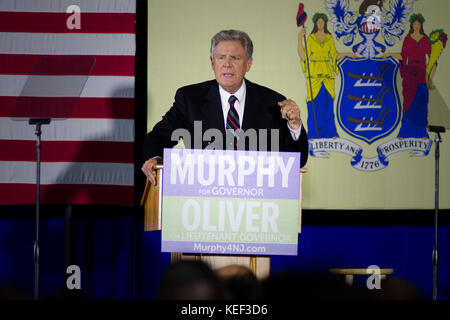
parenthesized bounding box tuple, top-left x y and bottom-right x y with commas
(141, 165, 306, 280)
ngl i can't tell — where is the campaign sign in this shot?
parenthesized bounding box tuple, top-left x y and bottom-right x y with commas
(161, 148, 301, 256)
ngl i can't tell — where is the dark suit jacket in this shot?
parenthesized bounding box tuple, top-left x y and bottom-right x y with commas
(143, 79, 308, 167)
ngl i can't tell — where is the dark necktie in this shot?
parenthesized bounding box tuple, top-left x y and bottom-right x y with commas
(226, 95, 239, 149)
(226, 95, 239, 130)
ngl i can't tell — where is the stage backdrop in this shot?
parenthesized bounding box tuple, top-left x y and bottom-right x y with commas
(147, 0, 450, 210)
(0, 0, 136, 205)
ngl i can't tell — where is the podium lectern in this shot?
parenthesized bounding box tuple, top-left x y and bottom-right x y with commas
(141, 165, 306, 279)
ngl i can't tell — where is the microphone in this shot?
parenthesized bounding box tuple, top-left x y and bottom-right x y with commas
(428, 125, 446, 133)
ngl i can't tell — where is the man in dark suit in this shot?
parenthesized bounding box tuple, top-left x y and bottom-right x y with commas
(142, 30, 308, 184)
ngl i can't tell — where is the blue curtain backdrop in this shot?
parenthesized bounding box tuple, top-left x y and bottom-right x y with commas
(0, 205, 449, 300)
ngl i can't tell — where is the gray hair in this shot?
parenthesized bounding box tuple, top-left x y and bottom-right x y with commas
(210, 30, 254, 59)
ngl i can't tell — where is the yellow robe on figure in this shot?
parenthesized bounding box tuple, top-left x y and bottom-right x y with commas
(301, 33, 338, 103)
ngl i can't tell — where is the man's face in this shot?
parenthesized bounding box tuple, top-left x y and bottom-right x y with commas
(211, 40, 253, 94)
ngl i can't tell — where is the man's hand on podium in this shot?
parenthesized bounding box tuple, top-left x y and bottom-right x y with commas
(141, 157, 162, 185)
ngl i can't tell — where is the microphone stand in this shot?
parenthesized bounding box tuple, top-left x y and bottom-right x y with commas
(428, 125, 445, 300)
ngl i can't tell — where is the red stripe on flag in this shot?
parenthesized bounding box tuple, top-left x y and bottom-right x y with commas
(0, 183, 134, 205)
(0, 12, 136, 34)
(0, 54, 135, 76)
(0, 97, 134, 119)
(0, 140, 134, 163)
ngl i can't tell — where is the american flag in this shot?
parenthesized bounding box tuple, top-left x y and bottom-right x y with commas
(0, 0, 136, 205)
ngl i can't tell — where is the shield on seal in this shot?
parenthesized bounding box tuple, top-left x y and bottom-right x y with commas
(336, 57, 401, 145)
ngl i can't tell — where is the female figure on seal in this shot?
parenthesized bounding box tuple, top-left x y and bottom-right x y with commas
(298, 13, 353, 140)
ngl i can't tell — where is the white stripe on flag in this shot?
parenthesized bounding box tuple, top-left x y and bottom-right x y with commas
(0, 33, 135, 56)
(0, 75, 135, 98)
(0, 0, 136, 13)
(0, 118, 134, 142)
(0, 161, 134, 186)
